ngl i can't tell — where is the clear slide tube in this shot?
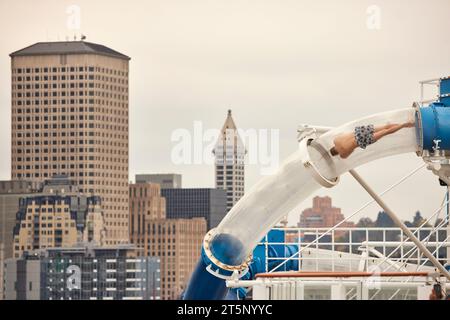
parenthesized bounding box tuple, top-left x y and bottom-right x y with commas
(211, 108, 418, 266)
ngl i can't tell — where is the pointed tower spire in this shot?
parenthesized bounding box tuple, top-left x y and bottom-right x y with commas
(213, 109, 246, 212)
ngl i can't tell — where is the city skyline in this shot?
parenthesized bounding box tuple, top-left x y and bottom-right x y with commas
(0, 0, 450, 225)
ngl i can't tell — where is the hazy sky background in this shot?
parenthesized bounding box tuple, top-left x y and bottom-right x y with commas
(1, 0, 450, 225)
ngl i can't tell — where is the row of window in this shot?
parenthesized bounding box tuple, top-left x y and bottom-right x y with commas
(14, 123, 127, 130)
(14, 99, 127, 106)
(13, 83, 127, 92)
(15, 74, 95, 81)
(16, 90, 95, 97)
(16, 115, 95, 121)
(15, 99, 95, 106)
(13, 75, 128, 85)
(14, 147, 95, 153)
(13, 66, 127, 76)
(12, 107, 127, 117)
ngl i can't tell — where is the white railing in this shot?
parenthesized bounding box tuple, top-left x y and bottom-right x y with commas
(260, 226, 449, 273)
(227, 271, 448, 300)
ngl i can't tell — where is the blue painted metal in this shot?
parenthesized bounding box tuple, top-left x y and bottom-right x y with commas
(183, 255, 228, 300)
(417, 77, 450, 151)
(184, 229, 300, 300)
(419, 102, 450, 151)
(440, 78, 450, 107)
(209, 233, 246, 267)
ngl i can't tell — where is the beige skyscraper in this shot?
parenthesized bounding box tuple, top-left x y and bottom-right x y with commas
(129, 182, 206, 300)
(213, 110, 246, 212)
(129, 182, 166, 256)
(10, 41, 130, 244)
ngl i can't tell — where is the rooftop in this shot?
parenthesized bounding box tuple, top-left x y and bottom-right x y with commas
(10, 41, 130, 60)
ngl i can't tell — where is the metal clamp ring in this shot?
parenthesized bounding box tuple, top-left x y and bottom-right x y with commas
(299, 138, 339, 188)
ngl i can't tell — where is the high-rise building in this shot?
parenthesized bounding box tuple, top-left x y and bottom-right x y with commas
(135, 174, 182, 189)
(10, 41, 130, 245)
(161, 188, 227, 229)
(145, 218, 206, 300)
(299, 196, 354, 236)
(213, 110, 246, 212)
(12, 176, 105, 258)
(128, 183, 206, 299)
(3, 244, 160, 300)
(0, 180, 41, 260)
(129, 182, 166, 256)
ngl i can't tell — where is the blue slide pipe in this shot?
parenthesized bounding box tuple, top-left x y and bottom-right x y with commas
(183, 256, 229, 300)
(183, 230, 298, 300)
(417, 77, 450, 151)
(418, 102, 450, 151)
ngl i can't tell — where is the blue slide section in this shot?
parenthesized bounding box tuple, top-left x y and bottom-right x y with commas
(419, 77, 450, 151)
(183, 229, 299, 300)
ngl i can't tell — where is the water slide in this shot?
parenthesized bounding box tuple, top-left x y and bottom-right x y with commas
(184, 77, 450, 300)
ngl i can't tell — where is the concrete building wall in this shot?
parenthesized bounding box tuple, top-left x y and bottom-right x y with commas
(11, 48, 129, 245)
(144, 218, 206, 300)
(3, 259, 17, 300)
(129, 182, 166, 256)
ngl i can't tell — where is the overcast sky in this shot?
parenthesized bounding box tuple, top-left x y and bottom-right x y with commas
(1, 0, 450, 225)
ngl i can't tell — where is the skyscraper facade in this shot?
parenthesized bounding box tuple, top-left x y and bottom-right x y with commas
(129, 183, 207, 300)
(161, 188, 227, 229)
(145, 218, 206, 300)
(129, 182, 166, 256)
(10, 41, 130, 244)
(12, 176, 105, 258)
(213, 110, 246, 212)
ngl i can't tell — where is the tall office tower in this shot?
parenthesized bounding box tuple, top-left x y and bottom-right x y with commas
(12, 176, 105, 258)
(129, 182, 166, 256)
(213, 110, 246, 212)
(161, 188, 227, 229)
(135, 174, 182, 189)
(146, 218, 206, 300)
(129, 183, 206, 299)
(0, 180, 41, 260)
(10, 41, 130, 244)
